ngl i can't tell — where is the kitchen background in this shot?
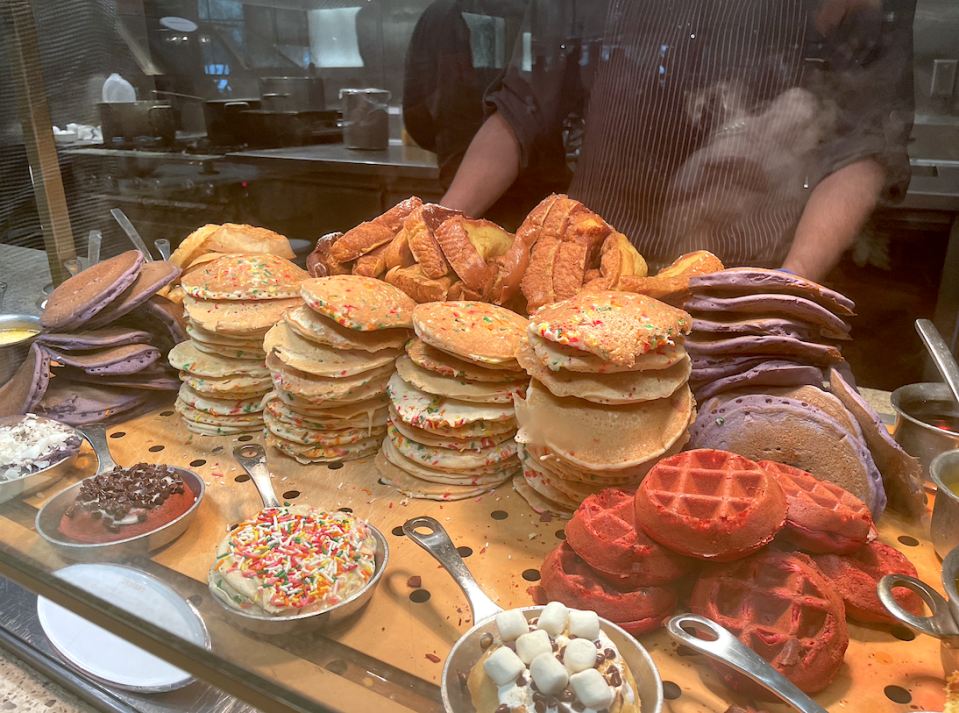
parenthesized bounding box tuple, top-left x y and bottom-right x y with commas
(0, 0, 957, 390)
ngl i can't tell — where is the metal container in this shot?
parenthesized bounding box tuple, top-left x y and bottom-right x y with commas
(259, 77, 325, 114)
(891, 382, 959, 480)
(402, 516, 664, 713)
(203, 98, 260, 146)
(208, 444, 388, 635)
(35, 425, 205, 562)
(931, 450, 959, 557)
(340, 88, 390, 150)
(0, 314, 40, 384)
(0, 416, 78, 505)
(98, 102, 176, 146)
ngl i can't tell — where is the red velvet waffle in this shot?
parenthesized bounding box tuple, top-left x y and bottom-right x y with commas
(691, 550, 848, 694)
(566, 488, 693, 586)
(813, 541, 922, 624)
(759, 461, 873, 554)
(634, 449, 787, 561)
(540, 543, 678, 634)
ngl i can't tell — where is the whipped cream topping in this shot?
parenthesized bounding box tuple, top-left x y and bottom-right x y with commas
(0, 415, 80, 481)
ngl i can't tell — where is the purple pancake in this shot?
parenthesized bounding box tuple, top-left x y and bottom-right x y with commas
(36, 381, 149, 426)
(40, 251, 144, 332)
(690, 393, 886, 516)
(45, 344, 160, 376)
(685, 335, 844, 367)
(38, 327, 152, 351)
(685, 294, 851, 339)
(56, 364, 180, 391)
(692, 360, 823, 401)
(121, 297, 187, 345)
(828, 369, 925, 517)
(688, 267, 855, 315)
(692, 316, 829, 341)
(0, 344, 50, 418)
(84, 262, 181, 329)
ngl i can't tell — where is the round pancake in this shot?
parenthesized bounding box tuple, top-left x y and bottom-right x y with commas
(381, 438, 517, 483)
(268, 432, 382, 463)
(169, 341, 269, 378)
(38, 327, 152, 351)
(62, 365, 179, 391)
(713, 385, 860, 438)
(46, 344, 160, 376)
(515, 379, 693, 471)
(264, 395, 388, 431)
(175, 399, 263, 426)
(388, 373, 515, 429)
(517, 339, 689, 404)
(389, 405, 516, 439)
(530, 333, 686, 373)
(264, 322, 399, 377)
(191, 340, 265, 361)
(387, 424, 517, 471)
(301, 275, 416, 331)
(405, 338, 525, 382)
(182, 419, 261, 436)
(684, 294, 851, 339)
(519, 445, 606, 502)
(692, 361, 824, 402)
(0, 344, 50, 418)
(529, 291, 691, 367)
(285, 306, 409, 353)
(265, 410, 385, 446)
(521, 441, 667, 487)
(181, 254, 308, 300)
(692, 316, 820, 342)
(180, 371, 272, 396)
(395, 356, 524, 404)
(389, 415, 511, 451)
(688, 267, 856, 315)
(376, 450, 508, 501)
(85, 261, 181, 328)
(186, 321, 263, 349)
(512, 474, 575, 518)
(41, 251, 144, 332)
(268, 353, 393, 402)
(522, 468, 581, 510)
(266, 390, 389, 418)
(36, 381, 147, 425)
(684, 335, 844, 366)
(177, 383, 264, 416)
(132, 296, 188, 345)
(412, 301, 528, 365)
(183, 296, 303, 336)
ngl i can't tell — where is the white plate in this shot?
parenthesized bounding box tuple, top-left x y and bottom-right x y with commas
(37, 563, 209, 692)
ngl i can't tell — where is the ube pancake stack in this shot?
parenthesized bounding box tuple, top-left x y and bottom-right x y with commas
(512, 292, 695, 516)
(684, 268, 854, 401)
(173, 254, 309, 435)
(265, 275, 414, 463)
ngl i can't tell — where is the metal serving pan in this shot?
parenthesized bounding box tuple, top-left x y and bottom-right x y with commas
(0, 415, 79, 505)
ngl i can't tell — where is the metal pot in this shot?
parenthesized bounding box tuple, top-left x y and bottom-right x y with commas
(98, 101, 176, 146)
(340, 88, 390, 150)
(891, 382, 959, 481)
(259, 77, 325, 113)
(0, 314, 40, 383)
(931, 449, 959, 557)
(203, 98, 260, 146)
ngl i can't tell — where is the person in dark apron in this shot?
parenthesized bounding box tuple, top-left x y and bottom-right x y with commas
(440, 0, 915, 280)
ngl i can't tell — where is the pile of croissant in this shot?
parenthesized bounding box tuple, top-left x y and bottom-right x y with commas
(307, 194, 723, 313)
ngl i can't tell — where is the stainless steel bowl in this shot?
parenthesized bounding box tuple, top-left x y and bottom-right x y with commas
(35, 425, 205, 561)
(891, 382, 959, 480)
(0, 415, 80, 505)
(930, 450, 959, 557)
(0, 314, 40, 383)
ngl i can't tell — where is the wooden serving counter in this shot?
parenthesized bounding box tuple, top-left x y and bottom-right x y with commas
(0, 405, 947, 713)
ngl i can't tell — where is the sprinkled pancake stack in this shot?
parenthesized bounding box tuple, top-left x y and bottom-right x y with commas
(513, 292, 695, 516)
(173, 254, 309, 436)
(376, 301, 529, 501)
(262, 275, 415, 463)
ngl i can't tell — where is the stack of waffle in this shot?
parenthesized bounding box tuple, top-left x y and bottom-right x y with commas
(376, 301, 528, 500)
(262, 275, 414, 463)
(173, 255, 308, 435)
(513, 292, 695, 516)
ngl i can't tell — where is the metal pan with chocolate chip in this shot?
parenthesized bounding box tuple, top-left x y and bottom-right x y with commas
(36, 424, 204, 561)
(402, 516, 663, 713)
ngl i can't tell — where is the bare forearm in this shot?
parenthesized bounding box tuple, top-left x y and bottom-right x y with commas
(441, 112, 521, 217)
(782, 159, 885, 282)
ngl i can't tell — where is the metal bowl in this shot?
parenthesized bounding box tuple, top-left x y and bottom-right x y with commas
(208, 526, 389, 636)
(891, 382, 959, 479)
(0, 415, 81, 505)
(0, 314, 40, 383)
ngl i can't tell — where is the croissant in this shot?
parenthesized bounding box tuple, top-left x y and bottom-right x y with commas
(330, 197, 423, 263)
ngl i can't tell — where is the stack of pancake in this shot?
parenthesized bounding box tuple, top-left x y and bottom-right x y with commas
(513, 292, 695, 516)
(376, 301, 528, 500)
(683, 268, 853, 401)
(0, 251, 185, 424)
(173, 254, 309, 435)
(262, 275, 415, 463)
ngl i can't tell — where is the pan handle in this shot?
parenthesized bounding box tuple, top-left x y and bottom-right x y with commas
(878, 574, 959, 643)
(402, 516, 502, 625)
(666, 614, 829, 713)
(76, 424, 118, 476)
(232, 444, 281, 509)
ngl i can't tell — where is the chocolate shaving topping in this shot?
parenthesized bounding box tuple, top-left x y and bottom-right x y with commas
(607, 664, 622, 687)
(457, 670, 468, 690)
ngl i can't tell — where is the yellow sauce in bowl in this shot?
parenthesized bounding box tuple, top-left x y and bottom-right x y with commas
(0, 329, 39, 346)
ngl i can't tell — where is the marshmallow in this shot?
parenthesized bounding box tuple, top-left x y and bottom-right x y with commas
(536, 601, 569, 637)
(570, 668, 614, 709)
(568, 609, 600, 640)
(496, 609, 529, 642)
(516, 629, 552, 665)
(483, 646, 525, 687)
(529, 652, 569, 695)
(564, 638, 598, 674)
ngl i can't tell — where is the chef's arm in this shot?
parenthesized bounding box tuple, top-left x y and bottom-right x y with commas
(781, 158, 885, 282)
(441, 112, 520, 217)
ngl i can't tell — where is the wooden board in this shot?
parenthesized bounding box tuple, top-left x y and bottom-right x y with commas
(6, 405, 948, 713)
